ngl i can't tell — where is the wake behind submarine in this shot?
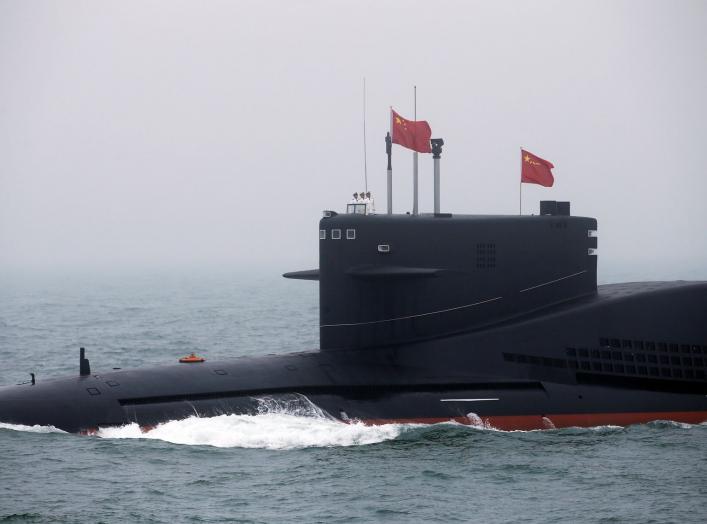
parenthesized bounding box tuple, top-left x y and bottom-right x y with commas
(1, 139, 706, 433)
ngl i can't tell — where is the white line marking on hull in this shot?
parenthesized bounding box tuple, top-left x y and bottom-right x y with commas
(440, 398, 499, 402)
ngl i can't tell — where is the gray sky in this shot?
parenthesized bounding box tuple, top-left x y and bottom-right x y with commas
(1, 0, 706, 279)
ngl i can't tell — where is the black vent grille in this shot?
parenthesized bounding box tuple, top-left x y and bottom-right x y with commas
(503, 339, 706, 383)
(476, 243, 496, 269)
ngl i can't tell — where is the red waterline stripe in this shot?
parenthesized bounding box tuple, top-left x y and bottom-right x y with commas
(360, 411, 707, 430)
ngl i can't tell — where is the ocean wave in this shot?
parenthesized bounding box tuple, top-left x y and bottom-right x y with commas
(645, 419, 696, 430)
(0, 422, 66, 434)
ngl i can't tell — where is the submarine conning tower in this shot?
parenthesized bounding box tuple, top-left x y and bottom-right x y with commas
(311, 201, 597, 351)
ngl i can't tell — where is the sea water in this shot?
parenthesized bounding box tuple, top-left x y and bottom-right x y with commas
(0, 272, 705, 523)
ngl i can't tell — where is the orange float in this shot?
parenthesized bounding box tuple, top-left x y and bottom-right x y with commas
(179, 352, 205, 363)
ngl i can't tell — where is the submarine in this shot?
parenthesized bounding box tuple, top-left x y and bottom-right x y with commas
(1, 141, 706, 433)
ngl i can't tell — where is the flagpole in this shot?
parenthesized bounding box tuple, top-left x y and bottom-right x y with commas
(519, 147, 522, 215)
(386, 107, 393, 215)
(412, 85, 419, 216)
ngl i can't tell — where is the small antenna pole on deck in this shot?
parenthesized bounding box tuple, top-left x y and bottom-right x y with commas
(80, 347, 91, 376)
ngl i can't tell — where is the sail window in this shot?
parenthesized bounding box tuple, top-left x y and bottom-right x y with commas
(346, 229, 356, 240)
(331, 229, 341, 240)
(346, 203, 367, 215)
(377, 244, 390, 253)
(319, 229, 326, 240)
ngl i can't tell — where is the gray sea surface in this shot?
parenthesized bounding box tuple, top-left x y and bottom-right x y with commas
(0, 271, 705, 523)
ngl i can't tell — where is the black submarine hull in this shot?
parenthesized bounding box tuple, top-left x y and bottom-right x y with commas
(2, 281, 706, 433)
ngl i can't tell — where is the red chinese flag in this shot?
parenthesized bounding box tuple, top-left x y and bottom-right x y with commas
(391, 109, 432, 153)
(521, 149, 555, 187)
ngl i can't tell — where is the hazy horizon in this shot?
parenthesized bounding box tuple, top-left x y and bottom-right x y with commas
(1, 0, 706, 280)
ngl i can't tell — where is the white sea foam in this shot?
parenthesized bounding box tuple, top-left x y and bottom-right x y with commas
(97, 413, 406, 450)
(95, 393, 407, 449)
(464, 412, 497, 430)
(0, 422, 66, 434)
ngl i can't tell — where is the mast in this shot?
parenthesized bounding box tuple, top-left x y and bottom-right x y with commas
(432, 139, 444, 213)
(363, 77, 368, 193)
